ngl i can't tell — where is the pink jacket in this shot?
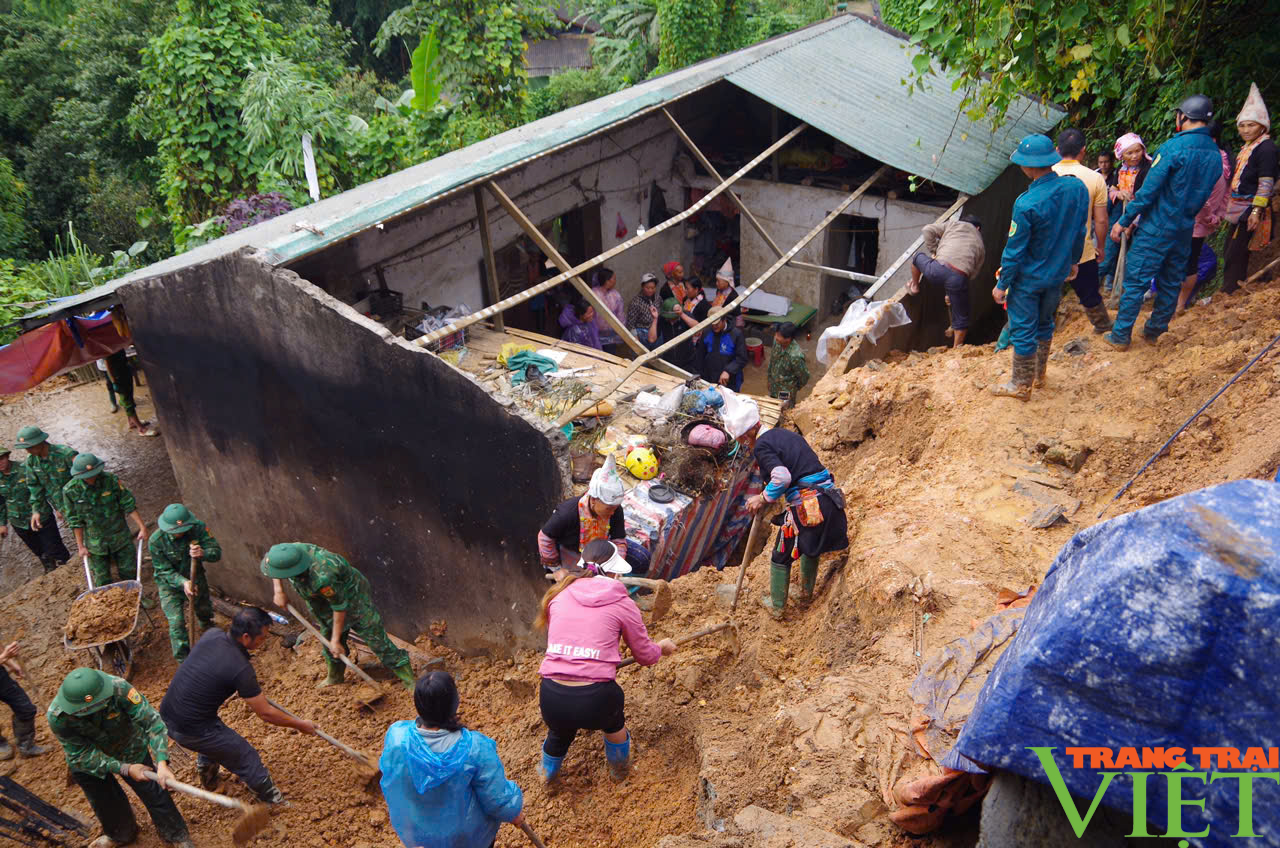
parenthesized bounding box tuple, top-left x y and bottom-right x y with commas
(538, 577, 663, 681)
(1195, 150, 1232, 238)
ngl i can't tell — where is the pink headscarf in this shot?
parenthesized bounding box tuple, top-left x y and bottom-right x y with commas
(1113, 132, 1151, 161)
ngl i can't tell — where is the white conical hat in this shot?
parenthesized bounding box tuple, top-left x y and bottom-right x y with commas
(716, 258, 734, 280)
(1237, 82, 1270, 129)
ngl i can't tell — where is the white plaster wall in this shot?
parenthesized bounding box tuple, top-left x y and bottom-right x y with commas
(724, 179, 946, 307)
(334, 112, 691, 318)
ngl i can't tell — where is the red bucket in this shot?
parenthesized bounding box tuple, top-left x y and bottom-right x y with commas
(746, 337, 764, 366)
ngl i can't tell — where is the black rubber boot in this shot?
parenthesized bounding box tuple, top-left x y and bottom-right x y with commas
(1085, 303, 1113, 334)
(990, 352, 1035, 400)
(1032, 340, 1051, 389)
(13, 717, 45, 757)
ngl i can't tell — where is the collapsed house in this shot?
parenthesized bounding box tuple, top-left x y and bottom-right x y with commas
(17, 13, 1062, 653)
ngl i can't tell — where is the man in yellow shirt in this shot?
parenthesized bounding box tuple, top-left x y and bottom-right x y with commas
(1052, 129, 1114, 340)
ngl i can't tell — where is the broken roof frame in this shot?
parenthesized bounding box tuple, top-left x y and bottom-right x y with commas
(20, 13, 1062, 331)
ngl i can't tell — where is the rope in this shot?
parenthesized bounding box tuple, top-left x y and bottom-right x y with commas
(1097, 329, 1280, 519)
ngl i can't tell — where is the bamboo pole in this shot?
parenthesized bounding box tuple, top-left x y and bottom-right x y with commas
(553, 166, 890, 427)
(860, 195, 969, 301)
(483, 181, 656, 364)
(412, 123, 809, 349)
(474, 187, 504, 332)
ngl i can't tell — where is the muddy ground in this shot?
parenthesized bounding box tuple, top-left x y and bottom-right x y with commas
(0, 275, 1275, 847)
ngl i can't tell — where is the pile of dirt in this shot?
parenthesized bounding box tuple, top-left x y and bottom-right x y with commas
(64, 585, 141, 645)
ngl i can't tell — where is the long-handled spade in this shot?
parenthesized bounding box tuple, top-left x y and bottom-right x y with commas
(286, 604, 387, 706)
(141, 770, 269, 846)
(615, 621, 739, 668)
(264, 698, 381, 787)
(187, 556, 198, 649)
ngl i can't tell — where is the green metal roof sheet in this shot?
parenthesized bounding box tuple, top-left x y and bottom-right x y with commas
(22, 14, 1061, 327)
(728, 17, 1063, 196)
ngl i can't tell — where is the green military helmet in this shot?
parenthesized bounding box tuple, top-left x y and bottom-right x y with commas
(70, 453, 105, 480)
(52, 668, 114, 716)
(260, 543, 309, 578)
(660, 297, 680, 320)
(14, 426, 48, 449)
(0, 445, 9, 457)
(158, 503, 197, 535)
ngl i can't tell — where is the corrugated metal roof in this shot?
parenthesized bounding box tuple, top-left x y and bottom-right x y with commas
(22, 14, 1061, 327)
(728, 17, 1062, 196)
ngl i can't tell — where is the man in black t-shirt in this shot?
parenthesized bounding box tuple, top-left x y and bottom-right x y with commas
(160, 608, 316, 803)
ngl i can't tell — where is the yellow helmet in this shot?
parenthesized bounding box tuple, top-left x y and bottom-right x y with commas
(625, 447, 659, 480)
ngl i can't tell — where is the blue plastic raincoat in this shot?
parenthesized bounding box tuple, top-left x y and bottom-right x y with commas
(380, 723, 523, 848)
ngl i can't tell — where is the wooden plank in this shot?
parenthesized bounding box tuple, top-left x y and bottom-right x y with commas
(474, 187, 504, 332)
(553, 166, 889, 426)
(412, 123, 809, 349)
(790, 260, 879, 284)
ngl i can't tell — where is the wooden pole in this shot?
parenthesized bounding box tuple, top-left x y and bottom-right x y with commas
(616, 622, 733, 668)
(474, 187, 505, 333)
(553, 166, 889, 426)
(484, 181, 655, 362)
(789, 260, 878, 284)
(860, 195, 969, 301)
(731, 515, 764, 612)
(412, 124, 809, 349)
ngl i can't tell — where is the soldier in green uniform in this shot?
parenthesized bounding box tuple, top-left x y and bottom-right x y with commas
(261, 543, 414, 690)
(765, 321, 810, 405)
(48, 668, 194, 848)
(149, 504, 221, 661)
(15, 425, 76, 536)
(0, 445, 69, 571)
(62, 454, 147, 587)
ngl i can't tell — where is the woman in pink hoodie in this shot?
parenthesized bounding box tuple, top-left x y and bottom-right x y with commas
(534, 540, 676, 783)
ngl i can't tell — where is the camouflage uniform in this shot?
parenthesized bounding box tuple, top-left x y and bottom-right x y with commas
(48, 675, 189, 845)
(62, 472, 138, 586)
(24, 443, 77, 517)
(0, 459, 68, 570)
(287, 544, 410, 675)
(149, 523, 220, 660)
(767, 340, 810, 400)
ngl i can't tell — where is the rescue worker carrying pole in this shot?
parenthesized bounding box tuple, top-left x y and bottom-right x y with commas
(733, 400, 849, 620)
(149, 503, 220, 662)
(160, 607, 315, 804)
(535, 540, 677, 783)
(1103, 95, 1225, 351)
(261, 543, 415, 690)
(48, 668, 194, 848)
(990, 135, 1089, 399)
(62, 454, 147, 587)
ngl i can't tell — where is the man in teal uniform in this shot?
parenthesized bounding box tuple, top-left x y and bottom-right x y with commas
(149, 503, 221, 661)
(48, 668, 193, 848)
(62, 453, 147, 587)
(261, 543, 414, 689)
(15, 425, 76, 536)
(991, 134, 1089, 400)
(1104, 94, 1224, 350)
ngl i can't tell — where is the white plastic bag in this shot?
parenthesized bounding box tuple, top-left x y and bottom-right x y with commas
(816, 300, 912, 364)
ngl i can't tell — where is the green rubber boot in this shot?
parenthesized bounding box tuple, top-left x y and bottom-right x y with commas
(763, 562, 791, 620)
(393, 665, 416, 690)
(798, 555, 819, 603)
(317, 656, 345, 689)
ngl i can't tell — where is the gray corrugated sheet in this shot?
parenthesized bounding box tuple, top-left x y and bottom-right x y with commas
(728, 17, 1062, 196)
(22, 14, 1061, 327)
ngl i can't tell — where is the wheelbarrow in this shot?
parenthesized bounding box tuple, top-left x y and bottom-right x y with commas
(63, 539, 144, 680)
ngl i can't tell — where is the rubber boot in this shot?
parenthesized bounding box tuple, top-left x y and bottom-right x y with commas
(604, 733, 631, 781)
(13, 717, 46, 758)
(764, 562, 791, 620)
(393, 665, 416, 691)
(0, 737, 13, 761)
(1085, 302, 1112, 334)
(798, 555, 818, 604)
(317, 656, 345, 688)
(257, 783, 288, 806)
(1102, 331, 1130, 351)
(989, 352, 1035, 401)
(539, 749, 564, 783)
(198, 756, 220, 790)
(994, 320, 1012, 352)
(1032, 340, 1050, 389)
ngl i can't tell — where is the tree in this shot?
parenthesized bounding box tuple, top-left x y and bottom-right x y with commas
(0, 14, 74, 167)
(0, 155, 33, 258)
(133, 0, 274, 230)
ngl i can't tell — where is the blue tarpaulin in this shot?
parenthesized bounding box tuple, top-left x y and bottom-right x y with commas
(946, 479, 1280, 845)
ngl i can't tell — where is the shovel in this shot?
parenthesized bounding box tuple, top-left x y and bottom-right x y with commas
(286, 605, 386, 705)
(731, 514, 765, 612)
(518, 820, 550, 848)
(141, 770, 269, 846)
(187, 556, 199, 650)
(264, 697, 381, 786)
(616, 621, 737, 668)
(617, 576, 672, 621)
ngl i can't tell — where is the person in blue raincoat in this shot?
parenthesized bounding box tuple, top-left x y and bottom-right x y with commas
(990, 134, 1089, 400)
(380, 671, 525, 848)
(1103, 94, 1224, 351)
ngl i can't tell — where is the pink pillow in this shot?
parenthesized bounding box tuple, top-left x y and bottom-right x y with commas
(688, 424, 727, 450)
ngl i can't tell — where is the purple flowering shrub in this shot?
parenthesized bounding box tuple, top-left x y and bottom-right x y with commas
(222, 193, 293, 234)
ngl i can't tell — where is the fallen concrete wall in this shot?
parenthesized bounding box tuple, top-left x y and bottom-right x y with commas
(121, 248, 560, 654)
